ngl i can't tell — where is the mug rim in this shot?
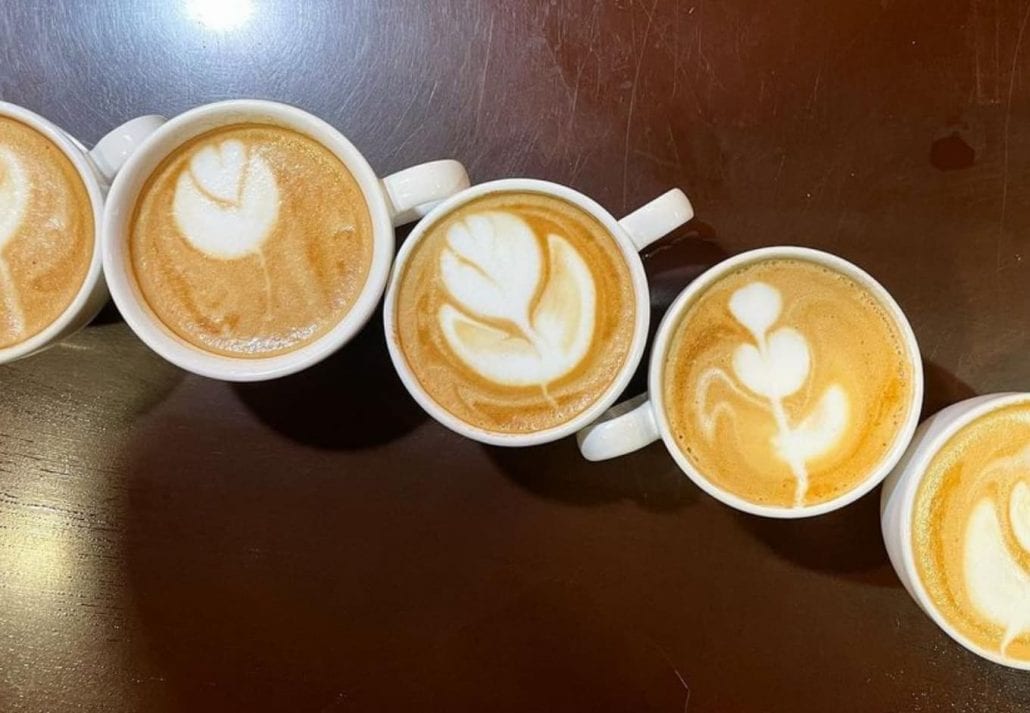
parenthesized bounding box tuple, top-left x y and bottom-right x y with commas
(894, 391, 1030, 670)
(382, 178, 652, 447)
(647, 245, 925, 519)
(101, 99, 395, 381)
(0, 101, 107, 363)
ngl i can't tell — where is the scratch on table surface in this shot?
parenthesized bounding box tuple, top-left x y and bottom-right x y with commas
(646, 636, 692, 712)
(998, 0, 1030, 266)
(623, 0, 659, 211)
(472, 10, 497, 139)
(567, 58, 584, 134)
(806, 67, 823, 116)
(667, 122, 684, 171)
(569, 149, 589, 184)
(633, 148, 679, 170)
(673, 665, 691, 712)
(970, 0, 1003, 105)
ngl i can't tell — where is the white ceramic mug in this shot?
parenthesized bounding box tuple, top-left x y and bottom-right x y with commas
(383, 179, 694, 446)
(102, 99, 469, 381)
(577, 246, 925, 518)
(0, 101, 164, 364)
(881, 392, 1030, 670)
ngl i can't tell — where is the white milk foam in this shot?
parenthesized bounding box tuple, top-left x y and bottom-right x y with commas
(437, 210, 595, 387)
(698, 281, 850, 506)
(172, 139, 280, 260)
(963, 448, 1030, 654)
(0, 147, 30, 335)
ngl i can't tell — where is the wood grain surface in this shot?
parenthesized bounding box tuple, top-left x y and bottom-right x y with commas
(1, 1, 1028, 711)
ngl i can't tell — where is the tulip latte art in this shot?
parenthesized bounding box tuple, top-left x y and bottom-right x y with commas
(0, 117, 93, 349)
(394, 192, 636, 434)
(663, 258, 914, 508)
(913, 402, 1030, 664)
(130, 124, 373, 357)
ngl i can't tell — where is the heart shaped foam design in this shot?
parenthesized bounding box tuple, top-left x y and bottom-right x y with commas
(732, 326, 810, 400)
(172, 139, 280, 259)
(0, 148, 29, 250)
(729, 281, 781, 340)
(438, 212, 596, 387)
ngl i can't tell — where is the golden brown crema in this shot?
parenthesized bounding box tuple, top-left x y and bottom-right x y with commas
(662, 258, 914, 508)
(0, 117, 93, 349)
(129, 123, 373, 357)
(912, 401, 1030, 664)
(393, 191, 636, 434)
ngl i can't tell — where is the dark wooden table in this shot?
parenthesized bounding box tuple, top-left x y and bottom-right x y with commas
(2, 1, 1028, 710)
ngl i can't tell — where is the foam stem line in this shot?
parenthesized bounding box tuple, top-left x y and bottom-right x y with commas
(755, 334, 809, 508)
(0, 256, 25, 338)
(256, 249, 273, 321)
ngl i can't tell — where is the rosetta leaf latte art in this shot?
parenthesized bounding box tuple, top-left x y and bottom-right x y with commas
(0, 147, 29, 336)
(172, 139, 280, 260)
(437, 211, 596, 389)
(963, 449, 1030, 654)
(698, 280, 850, 507)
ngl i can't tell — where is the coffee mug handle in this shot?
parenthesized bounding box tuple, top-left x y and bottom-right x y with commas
(577, 393, 661, 461)
(381, 159, 470, 227)
(89, 115, 167, 183)
(618, 189, 694, 251)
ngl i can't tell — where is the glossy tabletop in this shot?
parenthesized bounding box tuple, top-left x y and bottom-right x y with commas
(1, 1, 1029, 711)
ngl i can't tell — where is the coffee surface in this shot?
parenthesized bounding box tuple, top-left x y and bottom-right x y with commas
(393, 191, 636, 434)
(663, 258, 914, 509)
(130, 123, 373, 357)
(912, 400, 1030, 664)
(0, 116, 93, 349)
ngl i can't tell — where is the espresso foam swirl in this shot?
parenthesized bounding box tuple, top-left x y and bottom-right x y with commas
(663, 258, 914, 508)
(913, 402, 1030, 664)
(0, 117, 93, 349)
(393, 191, 635, 435)
(130, 124, 373, 358)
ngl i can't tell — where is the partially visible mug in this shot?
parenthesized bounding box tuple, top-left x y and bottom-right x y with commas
(881, 392, 1030, 670)
(384, 179, 694, 446)
(103, 99, 469, 381)
(578, 246, 924, 518)
(0, 102, 163, 363)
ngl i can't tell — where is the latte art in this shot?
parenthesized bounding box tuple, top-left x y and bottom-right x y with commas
(663, 258, 914, 509)
(394, 191, 636, 435)
(130, 124, 373, 358)
(173, 139, 279, 259)
(700, 281, 851, 506)
(437, 210, 596, 388)
(913, 403, 1030, 663)
(0, 117, 93, 349)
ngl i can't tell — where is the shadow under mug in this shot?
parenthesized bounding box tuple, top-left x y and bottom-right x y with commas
(577, 246, 925, 519)
(383, 178, 694, 447)
(0, 101, 164, 364)
(102, 99, 469, 382)
(881, 392, 1030, 670)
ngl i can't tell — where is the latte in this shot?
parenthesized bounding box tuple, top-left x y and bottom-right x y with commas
(129, 123, 373, 357)
(0, 116, 93, 349)
(912, 401, 1030, 664)
(392, 191, 636, 434)
(662, 257, 915, 508)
